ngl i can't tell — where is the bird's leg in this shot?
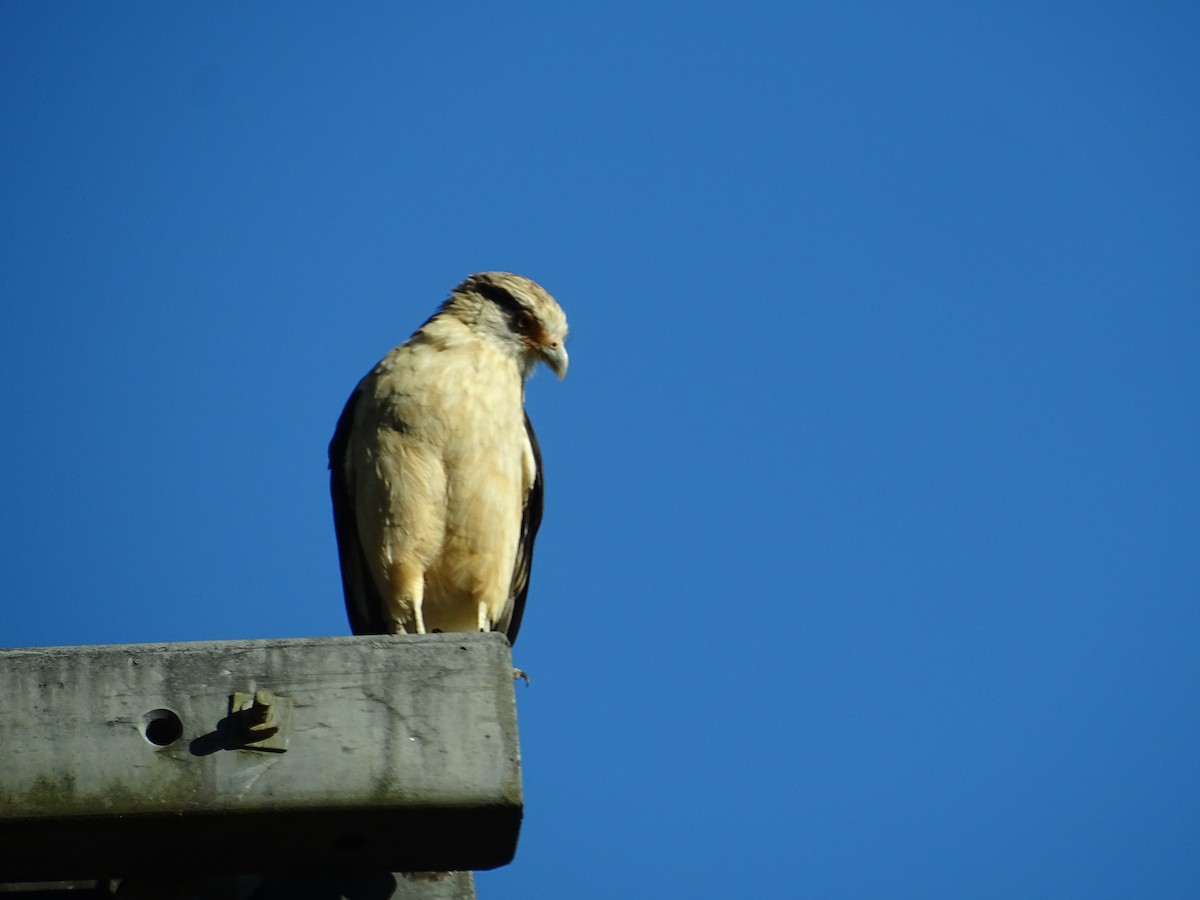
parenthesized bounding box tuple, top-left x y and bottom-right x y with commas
(386, 563, 427, 635)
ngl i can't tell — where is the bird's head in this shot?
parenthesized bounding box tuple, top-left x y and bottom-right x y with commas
(449, 272, 569, 380)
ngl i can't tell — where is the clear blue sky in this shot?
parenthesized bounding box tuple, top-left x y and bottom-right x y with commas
(2, 3, 1198, 897)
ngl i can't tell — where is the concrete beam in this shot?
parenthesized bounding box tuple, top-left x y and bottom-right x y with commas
(0, 632, 521, 882)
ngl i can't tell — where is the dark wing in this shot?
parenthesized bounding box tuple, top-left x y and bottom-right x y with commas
(497, 411, 544, 645)
(328, 385, 386, 635)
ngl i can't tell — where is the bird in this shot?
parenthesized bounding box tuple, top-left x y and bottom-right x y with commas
(328, 272, 568, 646)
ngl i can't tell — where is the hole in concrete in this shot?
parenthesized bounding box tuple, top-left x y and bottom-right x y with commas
(140, 708, 183, 746)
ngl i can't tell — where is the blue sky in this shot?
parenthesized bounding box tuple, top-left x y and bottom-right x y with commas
(2, 3, 1198, 897)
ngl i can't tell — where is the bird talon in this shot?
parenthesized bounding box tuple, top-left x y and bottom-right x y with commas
(512, 667, 530, 686)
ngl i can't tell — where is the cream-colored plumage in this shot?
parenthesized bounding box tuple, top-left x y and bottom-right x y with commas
(329, 272, 567, 641)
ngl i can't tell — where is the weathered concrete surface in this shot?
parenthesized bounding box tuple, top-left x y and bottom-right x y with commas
(0, 632, 521, 882)
(0, 871, 479, 899)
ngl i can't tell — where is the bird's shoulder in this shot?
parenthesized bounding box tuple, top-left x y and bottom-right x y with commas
(353, 318, 521, 429)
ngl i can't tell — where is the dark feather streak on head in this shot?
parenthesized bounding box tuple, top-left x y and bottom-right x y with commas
(471, 278, 538, 337)
(472, 279, 525, 315)
(417, 276, 520, 337)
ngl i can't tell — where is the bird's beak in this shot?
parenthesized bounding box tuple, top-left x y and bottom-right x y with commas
(540, 339, 569, 380)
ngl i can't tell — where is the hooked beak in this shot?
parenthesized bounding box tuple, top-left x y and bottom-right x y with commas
(540, 338, 569, 380)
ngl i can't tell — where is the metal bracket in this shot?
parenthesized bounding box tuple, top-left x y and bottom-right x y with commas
(229, 688, 292, 753)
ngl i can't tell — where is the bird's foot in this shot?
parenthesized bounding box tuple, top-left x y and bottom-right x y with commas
(512, 667, 530, 686)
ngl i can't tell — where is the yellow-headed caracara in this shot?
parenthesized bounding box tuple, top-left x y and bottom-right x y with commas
(328, 272, 568, 643)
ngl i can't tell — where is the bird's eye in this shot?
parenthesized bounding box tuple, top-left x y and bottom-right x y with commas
(514, 312, 535, 333)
